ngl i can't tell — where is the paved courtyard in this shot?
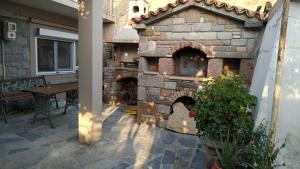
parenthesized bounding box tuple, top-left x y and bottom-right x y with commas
(0, 105, 208, 169)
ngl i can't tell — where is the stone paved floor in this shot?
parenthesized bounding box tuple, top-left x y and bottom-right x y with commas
(0, 105, 208, 169)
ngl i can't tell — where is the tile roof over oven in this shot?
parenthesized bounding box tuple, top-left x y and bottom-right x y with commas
(130, 0, 268, 26)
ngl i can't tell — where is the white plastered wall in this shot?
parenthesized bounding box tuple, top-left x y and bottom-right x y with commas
(276, 1, 300, 168)
(251, 0, 300, 168)
(250, 0, 283, 127)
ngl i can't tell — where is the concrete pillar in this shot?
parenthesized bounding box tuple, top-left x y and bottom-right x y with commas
(78, 0, 103, 144)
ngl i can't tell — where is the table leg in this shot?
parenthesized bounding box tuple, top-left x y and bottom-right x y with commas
(0, 103, 8, 123)
(63, 89, 78, 115)
(32, 95, 55, 128)
(31, 111, 38, 124)
(46, 99, 55, 129)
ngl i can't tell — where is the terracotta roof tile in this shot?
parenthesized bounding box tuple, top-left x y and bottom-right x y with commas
(130, 0, 267, 24)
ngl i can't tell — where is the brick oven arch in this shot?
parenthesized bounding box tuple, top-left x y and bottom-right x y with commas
(168, 90, 196, 114)
(168, 42, 213, 58)
(113, 71, 138, 82)
(168, 90, 194, 104)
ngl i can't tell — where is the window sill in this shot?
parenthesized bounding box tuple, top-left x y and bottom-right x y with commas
(37, 71, 76, 76)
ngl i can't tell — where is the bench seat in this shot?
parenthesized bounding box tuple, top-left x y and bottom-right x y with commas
(2, 92, 34, 102)
(0, 76, 58, 123)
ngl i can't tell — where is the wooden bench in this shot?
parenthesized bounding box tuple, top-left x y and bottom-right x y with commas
(0, 76, 58, 123)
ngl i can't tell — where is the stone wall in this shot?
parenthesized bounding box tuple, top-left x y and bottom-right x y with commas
(139, 8, 262, 58)
(136, 8, 264, 127)
(0, 16, 30, 79)
(103, 43, 139, 104)
(137, 72, 201, 127)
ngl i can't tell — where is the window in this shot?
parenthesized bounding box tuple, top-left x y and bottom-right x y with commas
(37, 38, 75, 74)
(133, 6, 139, 13)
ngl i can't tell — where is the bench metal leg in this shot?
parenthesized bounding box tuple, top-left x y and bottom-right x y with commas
(63, 101, 68, 115)
(54, 96, 59, 109)
(47, 100, 55, 129)
(0, 103, 7, 123)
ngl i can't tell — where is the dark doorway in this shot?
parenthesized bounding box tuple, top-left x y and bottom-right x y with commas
(171, 96, 196, 114)
(116, 77, 138, 105)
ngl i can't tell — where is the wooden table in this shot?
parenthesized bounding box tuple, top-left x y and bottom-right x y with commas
(24, 83, 78, 128)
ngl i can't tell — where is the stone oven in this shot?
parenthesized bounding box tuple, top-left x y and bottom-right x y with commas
(132, 0, 266, 131)
(104, 28, 139, 105)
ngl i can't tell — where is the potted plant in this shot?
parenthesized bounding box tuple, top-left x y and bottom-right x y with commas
(193, 75, 256, 141)
(193, 75, 285, 169)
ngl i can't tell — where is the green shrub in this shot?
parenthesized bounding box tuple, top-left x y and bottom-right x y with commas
(193, 75, 256, 140)
(217, 123, 285, 169)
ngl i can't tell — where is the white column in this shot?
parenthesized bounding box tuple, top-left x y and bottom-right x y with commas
(78, 0, 103, 144)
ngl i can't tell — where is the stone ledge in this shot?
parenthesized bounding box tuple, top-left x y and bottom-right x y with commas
(133, 24, 147, 30)
(144, 71, 160, 75)
(165, 76, 211, 82)
(115, 67, 138, 71)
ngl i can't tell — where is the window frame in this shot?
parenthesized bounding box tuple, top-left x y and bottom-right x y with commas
(35, 37, 76, 75)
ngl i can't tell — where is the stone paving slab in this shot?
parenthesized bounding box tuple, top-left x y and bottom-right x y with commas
(0, 105, 208, 169)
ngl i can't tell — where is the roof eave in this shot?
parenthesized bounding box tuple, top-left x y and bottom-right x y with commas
(134, 3, 264, 29)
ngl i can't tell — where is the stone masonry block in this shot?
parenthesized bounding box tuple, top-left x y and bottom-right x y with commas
(202, 40, 230, 46)
(217, 32, 232, 40)
(224, 25, 238, 30)
(194, 23, 212, 32)
(154, 26, 172, 32)
(160, 89, 172, 97)
(242, 31, 258, 39)
(147, 95, 162, 104)
(236, 47, 247, 52)
(138, 87, 146, 101)
(208, 59, 223, 77)
(164, 82, 176, 90)
(213, 46, 236, 52)
(159, 58, 175, 76)
(176, 82, 199, 89)
(247, 39, 255, 52)
(173, 18, 185, 24)
(215, 52, 248, 58)
(185, 32, 217, 40)
(172, 25, 192, 32)
(138, 57, 147, 72)
(157, 104, 171, 115)
(203, 14, 218, 23)
(231, 39, 247, 46)
(149, 87, 161, 96)
(212, 25, 225, 32)
(232, 32, 242, 39)
(186, 17, 201, 23)
(138, 73, 164, 88)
